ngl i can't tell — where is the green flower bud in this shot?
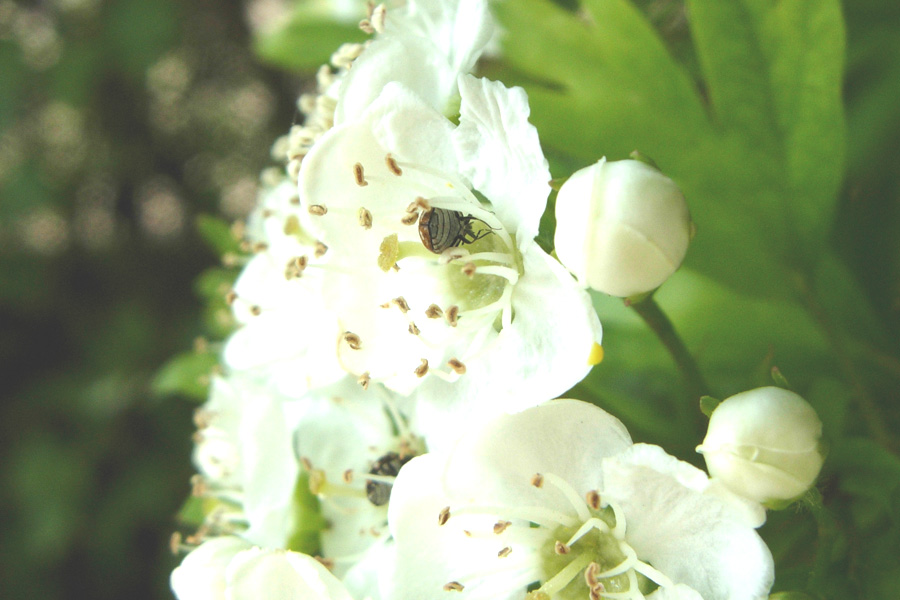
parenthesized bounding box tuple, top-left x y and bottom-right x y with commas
(696, 386, 825, 507)
(554, 158, 692, 297)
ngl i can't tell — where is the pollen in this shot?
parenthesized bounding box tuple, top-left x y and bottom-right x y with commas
(445, 305, 459, 327)
(357, 372, 371, 390)
(342, 331, 362, 350)
(358, 207, 373, 229)
(414, 358, 429, 377)
(353, 162, 368, 187)
(447, 358, 466, 374)
(385, 153, 402, 176)
(392, 297, 410, 313)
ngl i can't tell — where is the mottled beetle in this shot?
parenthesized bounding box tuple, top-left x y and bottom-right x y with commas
(418, 207, 495, 254)
(365, 451, 414, 506)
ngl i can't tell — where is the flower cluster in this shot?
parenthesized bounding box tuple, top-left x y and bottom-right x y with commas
(169, 2, 817, 599)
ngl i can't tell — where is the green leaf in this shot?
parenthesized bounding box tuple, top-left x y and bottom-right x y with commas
(254, 8, 368, 73)
(494, 0, 846, 299)
(699, 395, 720, 418)
(152, 351, 219, 400)
(196, 214, 241, 257)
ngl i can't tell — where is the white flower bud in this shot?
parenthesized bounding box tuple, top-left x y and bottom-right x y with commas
(554, 158, 692, 297)
(696, 386, 825, 507)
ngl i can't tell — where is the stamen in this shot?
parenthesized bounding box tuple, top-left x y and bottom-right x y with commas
(531, 473, 544, 488)
(438, 506, 451, 526)
(342, 469, 353, 483)
(353, 162, 368, 187)
(225, 290, 237, 306)
(461, 262, 477, 278)
(447, 358, 466, 374)
(415, 196, 430, 210)
(342, 332, 362, 350)
(405, 200, 419, 213)
(401, 212, 418, 225)
(392, 297, 410, 313)
(250, 305, 262, 316)
(446, 305, 459, 327)
(535, 552, 593, 597)
(414, 358, 429, 377)
(408, 322, 420, 336)
(493, 521, 511, 534)
(357, 372, 371, 389)
(451, 504, 578, 529)
(586, 490, 601, 511)
(555, 541, 570, 555)
(565, 517, 611, 548)
(542, 473, 592, 523)
(425, 304, 443, 318)
(308, 204, 328, 216)
(315, 241, 328, 257)
(470, 264, 520, 285)
(385, 153, 402, 176)
(358, 207, 373, 229)
(498, 547, 512, 558)
(443, 582, 464, 592)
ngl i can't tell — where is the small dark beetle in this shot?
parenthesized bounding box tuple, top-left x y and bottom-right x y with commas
(365, 451, 414, 506)
(418, 207, 493, 254)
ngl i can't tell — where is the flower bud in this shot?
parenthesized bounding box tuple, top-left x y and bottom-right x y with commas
(696, 386, 825, 507)
(554, 158, 692, 297)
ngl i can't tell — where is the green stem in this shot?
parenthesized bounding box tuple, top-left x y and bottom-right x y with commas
(805, 489, 837, 592)
(629, 294, 710, 401)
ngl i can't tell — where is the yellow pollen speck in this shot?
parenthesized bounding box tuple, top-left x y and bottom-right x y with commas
(378, 234, 399, 272)
(588, 343, 604, 366)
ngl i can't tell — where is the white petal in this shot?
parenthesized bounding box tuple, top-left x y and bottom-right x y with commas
(171, 537, 251, 600)
(440, 399, 631, 510)
(225, 547, 353, 600)
(411, 247, 602, 452)
(386, 454, 540, 600)
(239, 391, 300, 548)
(602, 444, 775, 600)
(453, 75, 550, 244)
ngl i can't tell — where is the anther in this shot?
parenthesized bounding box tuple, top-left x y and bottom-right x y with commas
(289, 195, 300, 205)
(392, 297, 410, 313)
(300, 457, 313, 471)
(438, 506, 451, 526)
(230, 220, 246, 240)
(447, 358, 466, 374)
(250, 305, 262, 316)
(531, 473, 544, 488)
(315, 241, 328, 257)
(370, 3, 386, 32)
(342, 332, 362, 350)
(357, 372, 371, 390)
(343, 469, 353, 483)
(225, 290, 238, 306)
(445, 305, 459, 327)
(240, 240, 252, 253)
(585, 562, 601, 589)
(554, 541, 570, 555)
(586, 490, 601, 511)
(405, 201, 419, 213)
(358, 18, 374, 34)
(315, 556, 336, 571)
(498, 547, 512, 558)
(425, 304, 443, 319)
(400, 212, 418, 226)
(353, 162, 368, 187)
(252, 242, 268, 253)
(443, 582, 464, 592)
(414, 358, 429, 377)
(408, 322, 420, 336)
(385, 153, 402, 175)
(358, 207, 373, 229)
(285, 255, 308, 279)
(462, 262, 477, 278)
(414, 196, 430, 210)
(169, 532, 182, 555)
(309, 204, 328, 216)
(493, 520, 511, 534)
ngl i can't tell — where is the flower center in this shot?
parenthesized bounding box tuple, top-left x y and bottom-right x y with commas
(440, 473, 672, 600)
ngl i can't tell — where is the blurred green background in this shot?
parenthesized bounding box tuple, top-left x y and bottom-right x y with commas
(1, 0, 899, 599)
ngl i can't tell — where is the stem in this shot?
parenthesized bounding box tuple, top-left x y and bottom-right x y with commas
(805, 489, 837, 592)
(629, 294, 710, 401)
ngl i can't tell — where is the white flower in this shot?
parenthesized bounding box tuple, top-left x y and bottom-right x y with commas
(335, 0, 494, 124)
(554, 158, 692, 298)
(224, 179, 347, 398)
(386, 400, 774, 600)
(296, 76, 602, 450)
(191, 375, 301, 548)
(696, 386, 825, 507)
(171, 536, 354, 600)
